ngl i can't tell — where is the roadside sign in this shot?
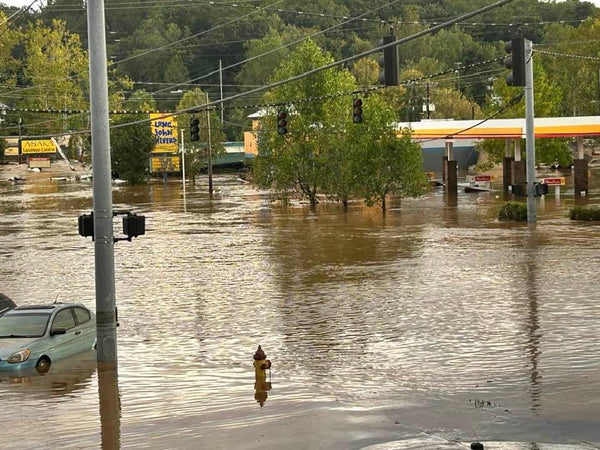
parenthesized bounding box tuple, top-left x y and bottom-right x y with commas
(150, 156, 181, 173)
(542, 177, 565, 186)
(474, 174, 494, 182)
(28, 156, 51, 168)
(21, 139, 56, 154)
(150, 114, 178, 154)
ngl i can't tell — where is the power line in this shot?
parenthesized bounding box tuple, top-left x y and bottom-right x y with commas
(418, 91, 524, 142)
(0, 0, 515, 139)
(534, 49, 600, 61)
(110, 0, 285, 66)
(150, 0, 405, 96)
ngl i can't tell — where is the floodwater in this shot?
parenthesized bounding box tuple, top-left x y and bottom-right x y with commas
(1, 168, 600, 449)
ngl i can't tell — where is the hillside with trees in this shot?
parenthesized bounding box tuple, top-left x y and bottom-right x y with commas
(1, 0, 599, 169)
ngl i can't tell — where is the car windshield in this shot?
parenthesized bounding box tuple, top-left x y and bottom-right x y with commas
(0, 312, 51, 338)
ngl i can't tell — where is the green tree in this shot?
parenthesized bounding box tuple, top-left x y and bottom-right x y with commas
(431, 88, 482, 119)
(17, 20, 89, 135)
(125, 89, 157, 111)
(478, 57, 569, 166)
(110, 116, 155, 184)
(351, 57, 379, 86)
(255, 39, 356, 208)
(348, 95, 427, 213)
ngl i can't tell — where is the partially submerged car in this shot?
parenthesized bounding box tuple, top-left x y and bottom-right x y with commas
(0, 303, 96, 372)
(0, 293, 16, 317)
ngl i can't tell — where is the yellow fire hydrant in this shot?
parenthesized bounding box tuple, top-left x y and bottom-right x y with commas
(253, 345, 272, 407)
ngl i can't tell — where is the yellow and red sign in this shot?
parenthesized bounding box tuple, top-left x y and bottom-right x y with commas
(28, 156, 51, 168)
(150, 114, 178, 154)
(474, 174, 495, 182)
(542, 177, 566, 186)
(150, 156, 180, 173)
(21, 139, 56, 154)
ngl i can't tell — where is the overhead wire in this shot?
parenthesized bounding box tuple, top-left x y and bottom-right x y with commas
(0, 0, 516, 139)
(109, 0, 286, 66)
(149, 0, 407, 96)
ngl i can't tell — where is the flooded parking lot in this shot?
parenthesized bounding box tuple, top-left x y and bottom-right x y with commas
(1, 170, 599, 449)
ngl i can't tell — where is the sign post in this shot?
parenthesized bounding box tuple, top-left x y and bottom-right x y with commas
(180, 128, 186, 207)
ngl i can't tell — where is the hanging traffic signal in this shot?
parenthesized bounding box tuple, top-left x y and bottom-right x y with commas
(353, 98, 363, 124)
(277, 110, 288, 135)
(378, 34, 399, 86)
(504, 37, 526, 87)
(190, 117, 200, 141)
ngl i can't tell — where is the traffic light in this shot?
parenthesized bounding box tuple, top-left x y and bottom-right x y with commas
(190, 117, 200, 141)
(277, 110, 288, 135)
(504, 37, 526, 87)
(352, 98, 363, 124)
(378, 34, 399, 86)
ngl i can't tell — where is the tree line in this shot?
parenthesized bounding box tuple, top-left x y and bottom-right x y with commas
(1, 0, 600, 189)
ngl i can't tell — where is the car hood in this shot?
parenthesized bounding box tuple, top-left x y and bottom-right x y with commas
(0, 338, 38, 359)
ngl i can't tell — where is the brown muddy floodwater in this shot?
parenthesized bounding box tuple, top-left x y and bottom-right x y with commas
(1, 169, 600, 449)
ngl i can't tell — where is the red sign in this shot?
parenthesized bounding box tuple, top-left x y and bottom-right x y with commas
(474, 175, 493, 182)
(542, 177, 565, 186)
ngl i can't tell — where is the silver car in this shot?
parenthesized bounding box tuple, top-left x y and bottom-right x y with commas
(0, 303, 96, 373)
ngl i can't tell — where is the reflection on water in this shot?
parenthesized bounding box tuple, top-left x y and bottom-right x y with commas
(1, 171, 600, 447)
(524, 234, 542, 412)
(99, 363, 121, 450)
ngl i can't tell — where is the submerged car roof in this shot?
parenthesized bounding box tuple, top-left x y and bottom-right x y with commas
(14, 305, 59, 310)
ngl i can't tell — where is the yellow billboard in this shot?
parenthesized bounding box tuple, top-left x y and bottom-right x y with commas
(21, 139, 56, 154)
(150, 114, 178, 154)
(150, 156, 180, 173)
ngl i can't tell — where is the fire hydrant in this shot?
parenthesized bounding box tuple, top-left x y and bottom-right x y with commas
(253, 345, 272, 407)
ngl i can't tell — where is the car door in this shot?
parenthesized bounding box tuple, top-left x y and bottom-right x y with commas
(71, 307, 95, 353)
(49, 308, 79, 361)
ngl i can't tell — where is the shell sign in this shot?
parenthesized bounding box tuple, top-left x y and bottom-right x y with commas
(21, 139, 56, 154)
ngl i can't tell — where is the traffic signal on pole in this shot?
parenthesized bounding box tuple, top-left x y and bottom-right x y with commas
(378, 34, 399, 86)
(353, 98, 363, 124)
(190, 117, 200, 141)
(504, 37, 526, 87)
(277, 110, 288, 135)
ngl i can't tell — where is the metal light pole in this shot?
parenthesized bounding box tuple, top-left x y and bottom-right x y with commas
(180, 128, 186, 206)
(88, 0, 118, 362)
(219, 60, 224, 124)
(524, 39, 536, 226)
(205, 92, 213, 195)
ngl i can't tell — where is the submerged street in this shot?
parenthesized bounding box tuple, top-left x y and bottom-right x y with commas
(1, 171, 599, 449)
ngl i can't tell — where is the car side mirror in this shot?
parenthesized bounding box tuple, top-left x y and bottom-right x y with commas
(50, 328, 66, 336)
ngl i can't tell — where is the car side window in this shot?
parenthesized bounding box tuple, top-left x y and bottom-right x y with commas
(52, 309, 76, 331)
(73, 307, 91, 325)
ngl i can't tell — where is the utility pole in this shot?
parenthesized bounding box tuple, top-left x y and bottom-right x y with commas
(219, 60, 224, 124)
(524, 38, 536, 226)
(455, 63, 461, 91)
(426, 82, 431, 119)
(88, 0, 118, 362)
(205, 92, 213, 195)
